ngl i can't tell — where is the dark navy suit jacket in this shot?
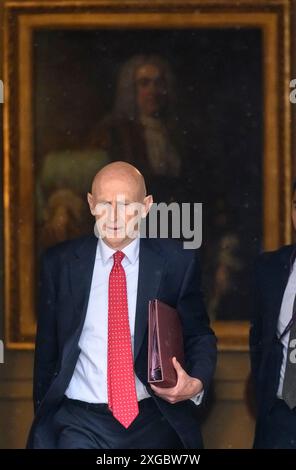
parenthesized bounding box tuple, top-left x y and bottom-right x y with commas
(27, 235, 217, 449)
(250, 244, 296, 447)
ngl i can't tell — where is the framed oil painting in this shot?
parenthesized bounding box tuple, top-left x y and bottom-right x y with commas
(3, 0, 293, 348)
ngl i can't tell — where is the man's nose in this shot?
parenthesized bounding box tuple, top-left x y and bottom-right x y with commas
(109, 203, 125, 222)
(109, 203, 118, 222)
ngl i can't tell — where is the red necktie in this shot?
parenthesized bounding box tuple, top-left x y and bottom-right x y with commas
(107, 251, 139, 428)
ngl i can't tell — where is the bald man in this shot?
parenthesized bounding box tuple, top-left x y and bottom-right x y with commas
(27, 162, 217, 449)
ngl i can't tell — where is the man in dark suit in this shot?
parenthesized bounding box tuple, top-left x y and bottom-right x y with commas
(250, 182, 296, 448)
(27, 161, 217, 449)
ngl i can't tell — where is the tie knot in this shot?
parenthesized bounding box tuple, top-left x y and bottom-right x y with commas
(113, 251, 125, 265)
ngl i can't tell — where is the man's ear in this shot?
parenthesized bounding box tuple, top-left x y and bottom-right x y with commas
(87, 192, 96, 216)
(142, 195, 153, 218)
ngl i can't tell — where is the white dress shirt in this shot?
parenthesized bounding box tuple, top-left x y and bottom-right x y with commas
(277, 258, 296, 398)
(66, 236, 150, 402)
(66, 236, 203, 405)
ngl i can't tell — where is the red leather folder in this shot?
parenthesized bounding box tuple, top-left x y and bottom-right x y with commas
(148, 299, 185, 388)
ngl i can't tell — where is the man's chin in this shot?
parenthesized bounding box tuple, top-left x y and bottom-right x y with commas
(102, 234, 131, 249)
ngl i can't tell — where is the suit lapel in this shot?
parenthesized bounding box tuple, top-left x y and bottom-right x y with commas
(134, 239, 165, 361)
(268, 246, 296, 340)
(62, 235, 97, 363)
(65, 236, 164, 364)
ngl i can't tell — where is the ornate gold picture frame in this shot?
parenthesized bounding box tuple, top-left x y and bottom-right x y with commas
(3, 0, 292, 349)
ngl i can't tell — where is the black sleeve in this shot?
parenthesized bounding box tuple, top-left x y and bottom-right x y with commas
(249, 256, 263, 394)
(177, 250, 217, 394)
(33, 252, 58, 413)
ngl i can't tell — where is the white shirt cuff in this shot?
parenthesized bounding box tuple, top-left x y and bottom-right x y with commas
(190, 389, 204, 406)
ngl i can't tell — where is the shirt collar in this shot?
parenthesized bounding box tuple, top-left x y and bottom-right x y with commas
(96, 236, 140, 265)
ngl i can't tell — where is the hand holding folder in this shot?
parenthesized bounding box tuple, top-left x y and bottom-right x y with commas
(148, 299, 185, 388)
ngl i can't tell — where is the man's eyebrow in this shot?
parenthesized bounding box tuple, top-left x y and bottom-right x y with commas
(96, 199, 135, 204)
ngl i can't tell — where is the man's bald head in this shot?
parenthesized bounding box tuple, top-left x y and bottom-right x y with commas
(87, 161, 153, 249)
(91, 161, 147, 201)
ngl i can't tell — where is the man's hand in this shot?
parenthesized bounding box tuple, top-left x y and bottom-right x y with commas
(150, 357, 203, 404)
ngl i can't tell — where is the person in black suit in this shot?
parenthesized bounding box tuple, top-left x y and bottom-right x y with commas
(250, 181, 296, 448)
(27, 161, 217, 449)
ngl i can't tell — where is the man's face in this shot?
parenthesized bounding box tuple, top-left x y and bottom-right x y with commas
(88, 177, 151, 250)
(292, 190, 296, 232)
(135, 64, 167, 118)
